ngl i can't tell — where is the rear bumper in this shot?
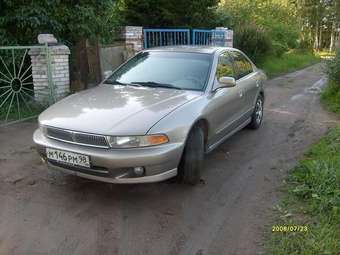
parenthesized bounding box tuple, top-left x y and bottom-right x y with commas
(33, 129, 184, 184)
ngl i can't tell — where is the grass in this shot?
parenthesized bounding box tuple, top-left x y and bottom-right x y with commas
(266, 77, 340, 254)
(266, 127, 340, 255)
(258, 50, 321, 77)
(321, 81, 340, 114)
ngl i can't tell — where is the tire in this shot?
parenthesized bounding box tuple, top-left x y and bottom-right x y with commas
(178, 125, 205, 185)
(248, 95, 264, 129)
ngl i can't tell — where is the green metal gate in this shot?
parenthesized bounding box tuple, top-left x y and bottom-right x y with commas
(0, 44, 55, 126)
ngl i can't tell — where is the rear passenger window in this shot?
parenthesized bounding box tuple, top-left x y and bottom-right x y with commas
(216, 52, 235, 79)
(229, 51, 253, 79)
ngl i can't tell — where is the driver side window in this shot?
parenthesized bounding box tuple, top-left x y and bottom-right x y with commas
(216, 52, 235, 80)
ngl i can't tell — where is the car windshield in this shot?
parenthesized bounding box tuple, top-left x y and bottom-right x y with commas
(105, 51, 212, 91)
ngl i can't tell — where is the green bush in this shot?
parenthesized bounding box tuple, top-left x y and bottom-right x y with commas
(0, 0, 118, 46)
(264, 21, 299, 49)
(326, 50, 340, 84)
(321, 50, 340, 114)
(321, 82, 340, 114)
(271, 41, 288, 57)
(217, 0, 300, 61)
(234, 24, 272, 62)
(297, 38, 313, 50)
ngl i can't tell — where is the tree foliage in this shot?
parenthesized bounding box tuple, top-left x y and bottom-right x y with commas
(0, 0, 117, 45)
(217, 0, 300, 56)
(234, 25, 272, 61)
(292, 0, 340, 50)
(116, 0, 219, 28)
(217, 0, 339, 53)
(327, 49, 340, 84)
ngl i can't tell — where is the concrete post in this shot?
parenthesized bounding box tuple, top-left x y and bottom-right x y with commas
(119, 26, 143, 55)
(29, 34, 70, 103)
(213, 27, 233, 47)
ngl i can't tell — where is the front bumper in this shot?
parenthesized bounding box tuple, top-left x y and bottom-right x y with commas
(33, 129, 184, 184)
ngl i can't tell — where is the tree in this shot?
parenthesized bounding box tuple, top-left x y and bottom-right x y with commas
(116, 0, 219, 28)
(0, 0, 117, 46)
(293, 0, 340, 50)
(217, 0, 300, 56)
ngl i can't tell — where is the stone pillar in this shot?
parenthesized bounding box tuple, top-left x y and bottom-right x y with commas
(225, 29, 234, 47)
(29, 34, 70, 103)
(213, 27, 233, 47)
(119, 26, 143, 55)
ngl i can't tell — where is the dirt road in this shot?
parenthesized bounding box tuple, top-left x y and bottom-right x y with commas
(0, 64, 338, 255)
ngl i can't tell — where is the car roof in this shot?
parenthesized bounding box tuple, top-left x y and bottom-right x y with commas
(144, 45, 236, 55)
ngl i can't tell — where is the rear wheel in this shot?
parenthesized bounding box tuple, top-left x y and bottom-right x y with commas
(178, 126, 204, 185)
(248, 95, 264, 129)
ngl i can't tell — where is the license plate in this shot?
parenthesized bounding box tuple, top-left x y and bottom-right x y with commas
(46, 148, 90, 168)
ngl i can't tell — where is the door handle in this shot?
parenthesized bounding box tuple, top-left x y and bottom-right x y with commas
(256, 81, 260, 87)
(239, 91, 244, 98)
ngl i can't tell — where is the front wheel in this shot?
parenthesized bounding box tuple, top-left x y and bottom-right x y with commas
(178, 126, 204, 185)
(248, 95, 264, 129)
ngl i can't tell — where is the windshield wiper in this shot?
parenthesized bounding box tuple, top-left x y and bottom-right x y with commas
(104, 80, 141, 87)
(104, 80, 126, 85)
(130, 81, 182, 90)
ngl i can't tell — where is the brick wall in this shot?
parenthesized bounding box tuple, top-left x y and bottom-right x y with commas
(29, 44, 70, 103)
(119, 26, 143, 54)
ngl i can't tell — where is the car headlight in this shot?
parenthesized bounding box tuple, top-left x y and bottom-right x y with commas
(106, 134, 169, 148)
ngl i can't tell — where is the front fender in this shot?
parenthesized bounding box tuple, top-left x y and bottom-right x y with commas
(147, 95, 207, 145)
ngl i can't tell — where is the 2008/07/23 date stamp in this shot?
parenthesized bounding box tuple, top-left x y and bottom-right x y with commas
(272, 225, 308, 232)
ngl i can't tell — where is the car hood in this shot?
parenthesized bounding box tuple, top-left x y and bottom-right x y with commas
(39, 84, 202, 135)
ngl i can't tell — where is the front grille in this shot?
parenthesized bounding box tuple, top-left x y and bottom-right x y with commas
(46, 128, 73, 142)
(45, 127, 109, 148)
(73, 132, 108, 147)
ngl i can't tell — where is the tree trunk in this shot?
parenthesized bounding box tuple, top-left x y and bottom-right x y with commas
(330, 22, 335, 52)
(336, 33, 340, 50)
(319, 25, 322, 50)
(71, 39, 89, 91)
(314, 23, 319, 50)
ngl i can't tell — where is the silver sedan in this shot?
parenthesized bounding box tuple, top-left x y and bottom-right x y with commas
(33, 46, 266, 185)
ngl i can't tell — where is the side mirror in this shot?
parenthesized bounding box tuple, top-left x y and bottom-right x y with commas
(215, 76, 236, 90)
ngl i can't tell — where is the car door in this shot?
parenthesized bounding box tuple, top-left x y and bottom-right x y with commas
(205, 51, 245, 148)
(229, 50, 258, 117)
